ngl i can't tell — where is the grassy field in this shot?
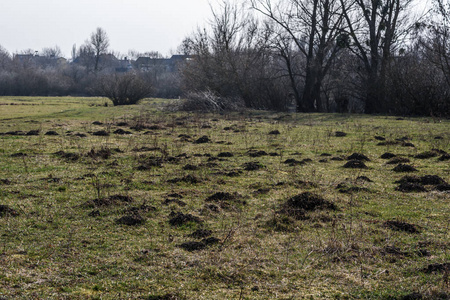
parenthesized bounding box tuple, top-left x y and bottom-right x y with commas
(0, 97, 449, 299)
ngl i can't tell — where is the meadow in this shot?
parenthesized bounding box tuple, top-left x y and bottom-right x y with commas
(0, 97, 449, 299)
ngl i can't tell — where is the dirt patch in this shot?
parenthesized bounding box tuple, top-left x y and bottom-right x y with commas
(87, 147, 112, 159)
(92, 130, 109, 136)
(113, 129, 132, 135)
(217, 152, 234, 157)
(10, 152, 27, 158)
(393, 164, 417, 172)
(136, 158, 163, 170)
(247, 150, 268, 157)
(5, 131, 25, 136)
(331, 157, 344, 161)
(395, 182, 427, 192)
(374, 136, 386, 141)
(402, 142, 415, 147)
(343, 160, 368, 169)
(422, 262, 450, 273)
(294, 181, 319, 189)
(414, 150, 439, 159)
(92, 121, 103, 125)
(54, 151, 80, 161)
(335, 131, 347, 137)
(347, 153, 370, 161)
(183, 164, 199, 171)
(438, 154, 450, 161)
(167, 175, 201, 184)
(243, 161, 264, 171)
(283, 158, 302, 166)
(168, 212, 202, 226)
(178, 237, 220, 251)
(0, 179, 12, 185)
(337, 184, 370, 194)
(377, 140, 400, 146)
(194, 136, 210, 144)
(386, 157, 410, 164)
(357, 176, 373, 182)
(269, 130, 281, 135)
(116, 212, 145, 226)
(384, 220, 420, 233)
(26, 130, 40, 136)
(88, 210, 100, 217)
(395, 176, 421, 184)
(280, 192, 336, 219)
(435, 184, 450, 191)
(206, 192, 241, 202)
(163, 199, 187, 207)
(45, 130, 59, 136)
(381, 152, 397, 159)
(420, 175, 447, 185)
(0, 205, 19, 217)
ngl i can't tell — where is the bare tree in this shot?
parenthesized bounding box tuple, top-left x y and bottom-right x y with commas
(340, 0, 414, 113)
(251, 0, 348, 112)
(90, 27, 110, 72)
(0, 45, 11, 70)
(41, 45, 62, 58)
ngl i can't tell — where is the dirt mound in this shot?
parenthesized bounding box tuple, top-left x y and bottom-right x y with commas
(168, 212, 202, 226)
(85, 194, 133, 208)
(374, 136, 386, 141)
(438, 154, 450, 161)
(242, 161, 264, 171)
(269, 130, 281, 135)
(163, 198, 187, 207)
(0, 179, 12, 185)
(357, 176, 373, 182)
(10, 152, 27, 157)
(136, 158, 163, 170)
(435, 184, 450, 191)
(54, 151, 80, 161)
(414, 150, 439, 159)
(420, 175, 447, 185)
(280, 192, 336, 219)
(92, 121, 103, 125)
(347, 153, 370, 161)
(381, 152, 396, 159)
(284, 158, 302, 166)
(377, 140, 400, 146)
(247, 150, 268, 157)
(395, 175, 421, 184)
(386, 157, 410, 164)
(116, 213, 145, 225)
(183, 164, 199, 171)
(87, 147, 112, 159)
(393, 164, 417, 172)
(194, 135, 210, 144)
(343, 160, 368, 169)
(147, 293, 185, 300)
(217, 152, 234, 157)
(189, 229, 212, 239)
(113, 129, 132, 135)
(402, 142, 415, 147)
(0, 205, 19, 217)
(384, 220, 420, 233)
(45, 130, 59, 136)
(337, 184, 370, 194)
(178, 237, 220, 251)
(395, 182, 427, 192)
(422, 262, 450, 273)
(5, 131, 25, 136)
(331, 156, 344, 161)
(92, 130, 109, 136)
(116, 122, 128, 126)
(26, 130, 40, 136)
(335, 131, 347, 137)
(167, 175, 201, 184)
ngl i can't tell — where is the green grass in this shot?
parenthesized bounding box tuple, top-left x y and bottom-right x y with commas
(0, 97, 449, 299)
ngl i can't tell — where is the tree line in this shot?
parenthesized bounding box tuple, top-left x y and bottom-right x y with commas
(1, 0, 449, 116)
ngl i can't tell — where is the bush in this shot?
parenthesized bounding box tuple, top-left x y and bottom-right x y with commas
(175, 90, 245, 112)
(98, 73, 153, 106)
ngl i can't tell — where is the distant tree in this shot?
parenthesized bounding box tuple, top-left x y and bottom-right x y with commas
(41, 45, 62, 58)
(0, 45, 11, 70)
(98, 72, 153, 106)
(90, 27, 110, 72)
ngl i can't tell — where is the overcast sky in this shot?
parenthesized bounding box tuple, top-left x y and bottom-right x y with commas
(0, 0, 219, 58)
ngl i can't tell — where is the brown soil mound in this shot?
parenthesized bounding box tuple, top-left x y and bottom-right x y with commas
(384, 220, 420, 233)
(335, 131, 347, 137)
(395, 175, 421, 184)
(163, 199, 187, 207)
(374, 136, 386, 141)
(10, 152, 27, 157)
(45, 130, 59, 136)
(422, 263, 450, 273)
(0, 205, 19, 217)
(168, 212, 202, 226)
(343, 160, 368, 169)
(243, 161, 264, 171)
(435, 184, 450, 191)
(113, 129, 132, 135)
(247, 150, 268, 157)
(183, 164, 199, 171)
(206, 192, 240, 202)
(87, 147, 112, 159)
(395, 182, 427, 192)
(0, 179, 12, 185)
(116, 213, 145, 225)
(217, 152, 234, 157)
(26, 130, 40, 136)
(281, 192, 336, 219)
(393, 164, 417, 172)
(269, 130, 281, 135)
(84, 194, 133, 208)
(167, 175, 201, 184)
(54, 151, 80, 161)
(414, 151, 439, 159)
(420, 175, 447, 185)
(92, 130, 109, 136)
(381, 152, 396, 159)
(284, 158, 302, 166)
(194, 136, 210, 144)
(347, 153, 370, 161)
(357, 176, 373, 182)
(438, 154, 450, 161)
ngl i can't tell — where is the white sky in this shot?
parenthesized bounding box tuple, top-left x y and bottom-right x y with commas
(0, 0, 218, 58)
